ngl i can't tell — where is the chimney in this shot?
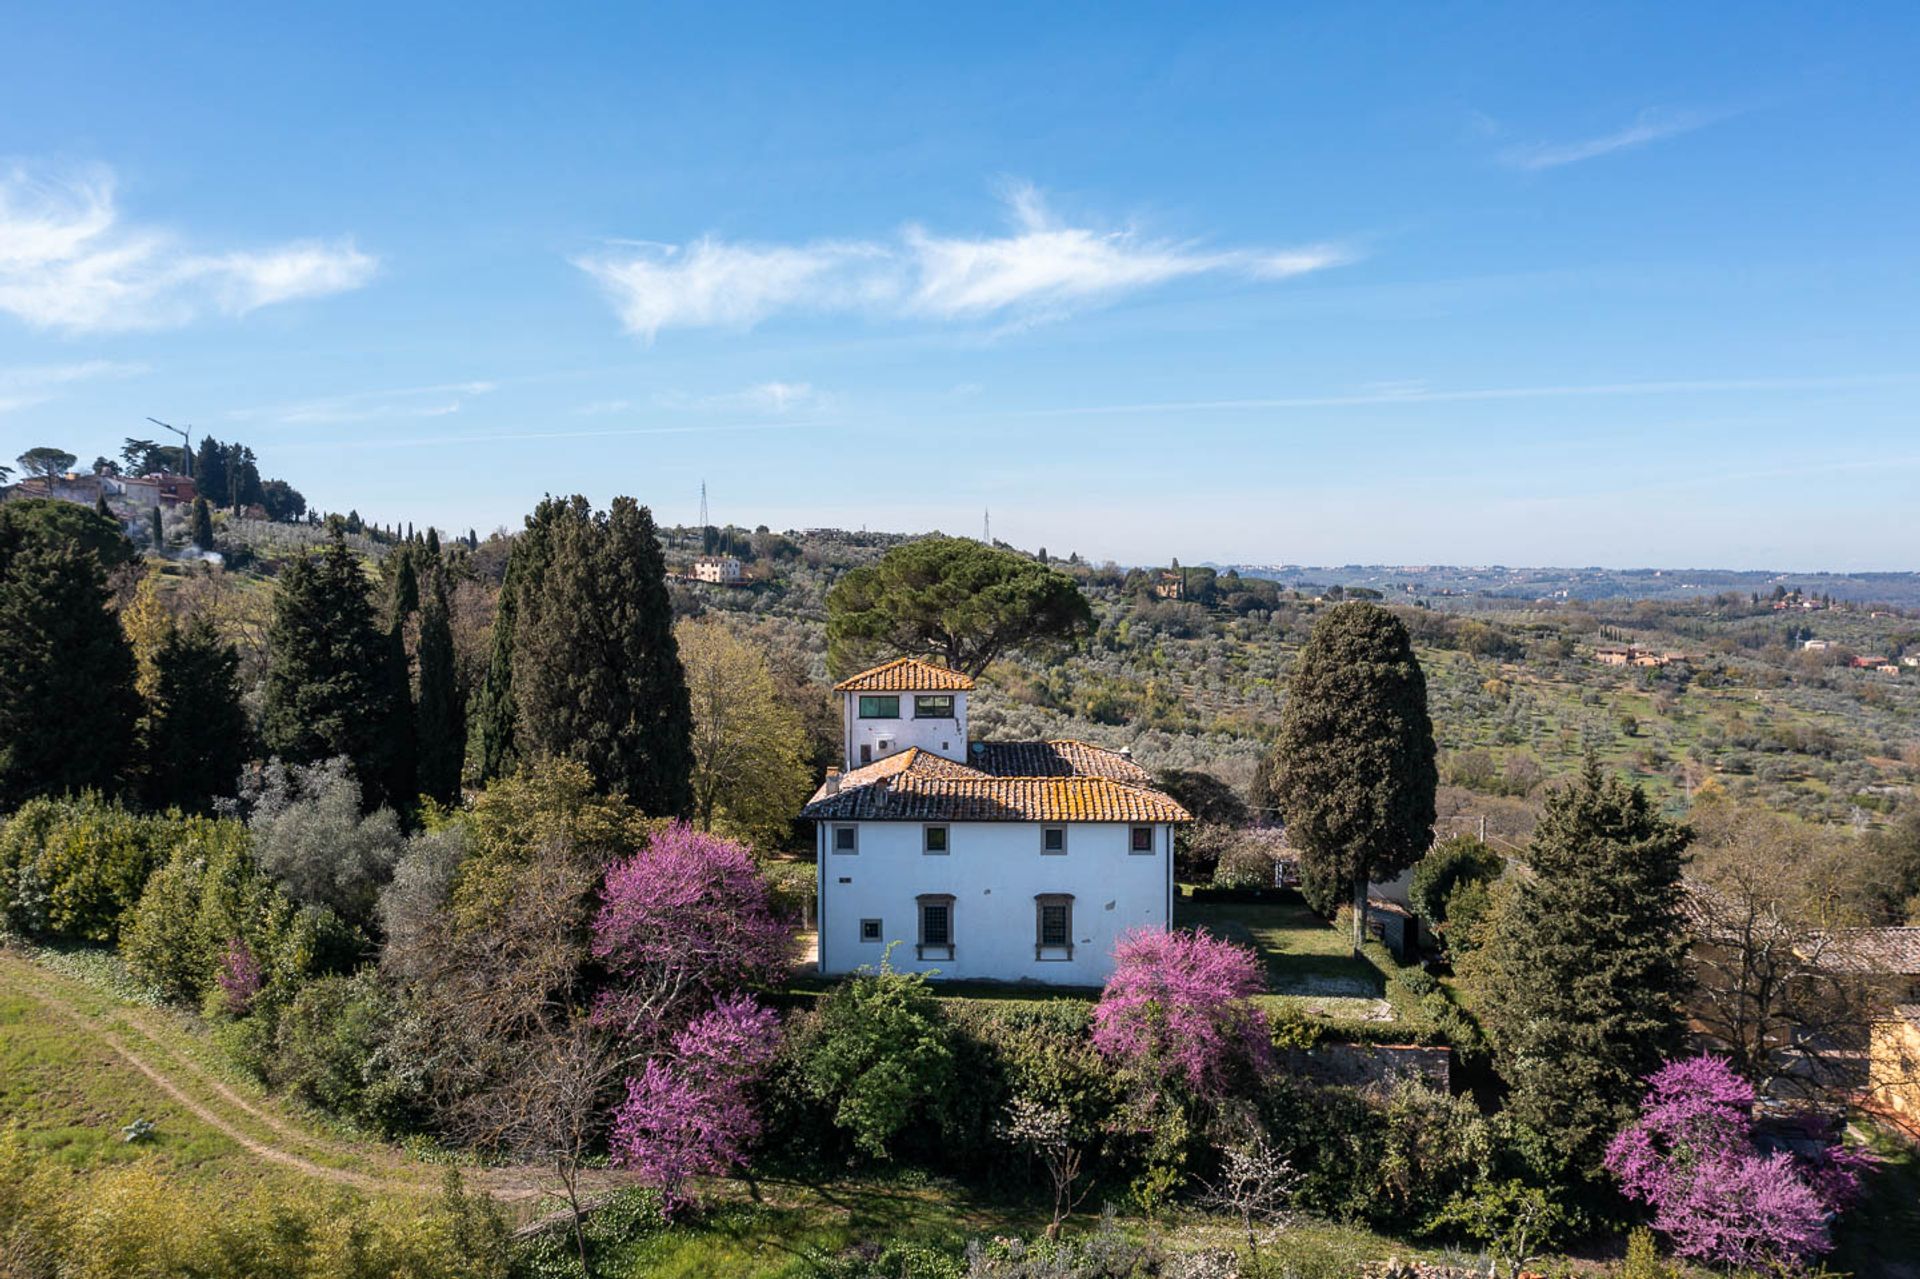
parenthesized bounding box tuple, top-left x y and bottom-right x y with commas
(1119, 747, 1133, 759)
(823, 768, 841, 795)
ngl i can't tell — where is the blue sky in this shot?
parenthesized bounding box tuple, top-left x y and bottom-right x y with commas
(2, 3, 1916, 568)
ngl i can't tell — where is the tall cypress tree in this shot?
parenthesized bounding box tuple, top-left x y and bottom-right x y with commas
(262, 532, 408, 809)
(141, 617, 247, 812)
(0, 544, 140, 806)
(1474, 761, 1689, 1174)
(1267, 602, 1437, 947)
(495, 495, 692, 814)
(193, 436, 228, 506)
(415, 568, 465, 803)
(191, 497, 215, 552)
(387, 546, 420, 626)
(149, 505, 164, 548)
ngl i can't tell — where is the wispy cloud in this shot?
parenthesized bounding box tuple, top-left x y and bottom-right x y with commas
(575, 184, 1354, 340)
(653, 380, 830, 414)
(229, 379, 496, 425)
(0, 165, 377, 332)
(0, 358, 146, 413)
(1018, 374, 1912, 417)
(1499, 108, 1724, 170)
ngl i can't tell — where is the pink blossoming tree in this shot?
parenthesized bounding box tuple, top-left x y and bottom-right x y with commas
(591, 823, 794, 1045)
(1604, 1056, 1873, 1268)
(607, 993, 781, 1209)
(214, 937, 264, 1015)
(1091, 927, 1272, 1099)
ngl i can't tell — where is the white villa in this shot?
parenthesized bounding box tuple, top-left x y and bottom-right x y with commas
(802, 657, 1190, 985)
(694, 555, 743, 584)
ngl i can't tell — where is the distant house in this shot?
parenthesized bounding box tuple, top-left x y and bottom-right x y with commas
(1878, 664, 1902, 676)
(693, 555, 744, 585)
(802, 657, 1190, 985)
(1851, 655, 1892, 670)
(1903, 656, 1920, 669)
(1801, 639, 1833, 652)
(1594, 644, 1688, 668)
(1870, 1007, 1920, 1132)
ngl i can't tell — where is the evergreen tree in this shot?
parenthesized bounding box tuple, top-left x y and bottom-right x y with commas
(190, 497, 215, 551)
(414, 569, 465, 803)
(378, 614, 418, 810)
(261, 533, 410, 809)
(94, 492, 112, 520)
(425, 526, 441, 557)
(0, 544, 140, 806)
(142, 617, 248, 812)
(1266, 602, 1436, 947)
(193, 436, 228, 508)
(387, 546, 420, 626)
(498, 496, 693, 814)
(1472, 761, 1690, 1175)
(148, 504, 164, 548)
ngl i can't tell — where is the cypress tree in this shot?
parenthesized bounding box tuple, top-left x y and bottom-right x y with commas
(387, 546, 420, 626)
(1267, 602, 1437, 947)
(425, 526, 441, 557)
(94, 492, 112, 520)
(0, 544, 140, 806)
(1473, 761, 1689, 1174)
(141, 617, 247, 812)
(262, 532, 408, 809)
(415, 569, 465, 803)
(191, 497, 215, 552)
(193, 436, 228, 508)
(148, 505, 164, 548)
(501, 496, 693, 814)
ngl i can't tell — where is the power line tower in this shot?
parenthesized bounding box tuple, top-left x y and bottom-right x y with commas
(982, 508, 990, 544)
(699, 480, 709, 530)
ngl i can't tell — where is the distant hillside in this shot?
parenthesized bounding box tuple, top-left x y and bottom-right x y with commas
(1216, 564, 1920, 608)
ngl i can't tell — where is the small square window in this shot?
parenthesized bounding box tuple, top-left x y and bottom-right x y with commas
(833, 826, 858, 853)
(924, 825, 949, 855)
(914, 694, 955, 719)
(1041, 826, 1067, 854)
(1130, 825, 1155, 854)
(859, 918, 883, 943)
(857, 695, 900, 719)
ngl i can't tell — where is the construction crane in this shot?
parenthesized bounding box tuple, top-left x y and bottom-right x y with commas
(145, 417, 192, 478)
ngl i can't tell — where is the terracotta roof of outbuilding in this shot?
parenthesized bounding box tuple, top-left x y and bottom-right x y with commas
(1806, 928, 1920, 976)
(832, 657, 975, 693)
(803, 745, 1189, 824)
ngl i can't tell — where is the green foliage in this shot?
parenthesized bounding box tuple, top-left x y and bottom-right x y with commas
(414, 567, 465, 804)
(486, 495, 694, 815)
(262, 533, 413, 811)
(191, 496, 215, 551)
(826, 535, 1094, 677)
(0, 795, 184, 942)
(1267, 603, 1437, 942)
(270, 969, 418, 1134)
(140, 617, 248, 814)
(1407, 836, 1504, 931)
(1470, 761, 1690, 1173)
(798, 960, 959, 1159)
(1425, 1178, 1570, 1275)
(0, 497, 136, 573)
(1618, 1228, 1680, 1279)
(0, 1133, 512, 1279)
(0, 541, 140, 808)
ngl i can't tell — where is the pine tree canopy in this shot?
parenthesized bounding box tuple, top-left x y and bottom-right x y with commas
(1473, 760, 1690, 1174)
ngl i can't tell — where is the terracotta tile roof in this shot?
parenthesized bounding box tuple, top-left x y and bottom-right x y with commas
(832, 657, 975, 693)
(804, 744, 1189, 824)
(969, 740, 1155, 785)
(1807, 928, 1920, 976)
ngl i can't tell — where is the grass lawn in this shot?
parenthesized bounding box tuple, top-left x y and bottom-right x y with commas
(1176, 891, 1387, 1002)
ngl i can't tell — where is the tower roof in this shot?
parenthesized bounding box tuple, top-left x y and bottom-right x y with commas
(832, 656, 975, 693)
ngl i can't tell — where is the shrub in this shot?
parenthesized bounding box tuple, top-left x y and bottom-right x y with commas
(271, 969, 417, 1134)
(798, 960, 957, 1159)
(244, 756, 405, 929)
(1407, 835, 1503, 931)
(1091, 927, 1270, 1101)
(0, 795, 177, 942)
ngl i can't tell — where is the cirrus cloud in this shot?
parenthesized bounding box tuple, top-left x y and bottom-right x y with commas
(575, 184, 1354, 341)
(0, 165, 377, 332)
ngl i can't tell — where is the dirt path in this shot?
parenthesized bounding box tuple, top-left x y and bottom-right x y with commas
(0, 951, 616, 1209)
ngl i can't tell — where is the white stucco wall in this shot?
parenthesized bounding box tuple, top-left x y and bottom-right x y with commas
(816, 819, 1173, 985)
(842, 690, 968, 768)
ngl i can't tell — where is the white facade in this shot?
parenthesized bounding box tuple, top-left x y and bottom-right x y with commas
(694, 556, 742, 583)
(815, 818, 1174, 985)
(842, 687, 968, 767)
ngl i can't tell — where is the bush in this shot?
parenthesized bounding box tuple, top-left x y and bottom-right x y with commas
(0, 795, 182, 942)
(797, 960, 957, 1160)
(271, 969, 418, 1134)
(244, 756, 405, 929)
(1407, 836, 1503, 931)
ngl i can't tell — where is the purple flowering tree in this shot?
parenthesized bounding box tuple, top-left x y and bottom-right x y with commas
(1604, 1056, 1872, 1268)
(1091, 927, 1272, 1099)
(607, 993, 781, 1209)
(591, 823, 795, 1045)
(214, 937, 264, 1015)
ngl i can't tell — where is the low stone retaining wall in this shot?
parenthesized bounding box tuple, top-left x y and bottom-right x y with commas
(1281, 1042, 1451, 1090)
